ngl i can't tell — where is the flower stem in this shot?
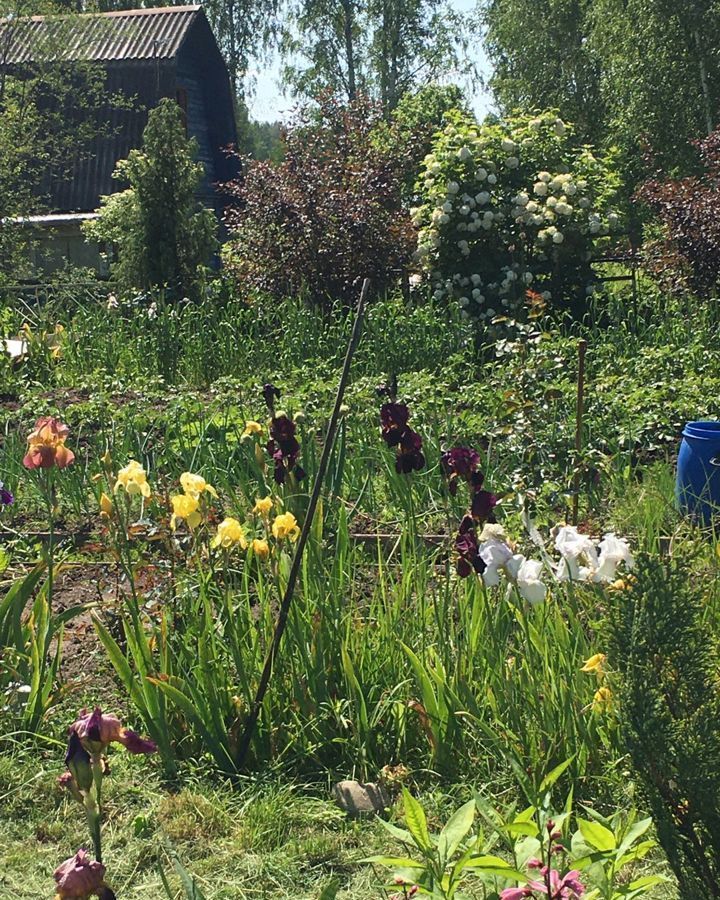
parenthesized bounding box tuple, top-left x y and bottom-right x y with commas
(90, 756, 104, 863)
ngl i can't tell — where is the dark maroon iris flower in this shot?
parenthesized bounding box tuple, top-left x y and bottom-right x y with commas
(380, 401, 425, 475)
(270, 414, 300, 456)
(442, 447, 480, 478)
(455, 515, 486, 578)
(471, 489, 497, 522)
(262, 382, 281, 411)
(0, 487, 13, 506)
(380, 402, 411, 448)
(267, 413, 304, 484)
(396, 428, 425, 474)
(441, 447, 481, 496)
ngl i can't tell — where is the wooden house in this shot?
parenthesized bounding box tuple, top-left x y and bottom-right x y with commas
(0, 5, 238, 273)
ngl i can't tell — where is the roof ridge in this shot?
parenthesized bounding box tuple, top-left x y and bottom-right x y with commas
(20, 6, 202, 23)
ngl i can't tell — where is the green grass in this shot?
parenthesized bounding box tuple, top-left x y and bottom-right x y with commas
(0, 748, 388, 898)
(1, 280, 717, 899)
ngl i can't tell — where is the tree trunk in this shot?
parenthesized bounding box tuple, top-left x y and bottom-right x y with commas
(694, 27, 714, 135)
(341, 0, 357, 100)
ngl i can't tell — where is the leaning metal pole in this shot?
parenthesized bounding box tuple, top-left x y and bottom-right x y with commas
(234, 278, 371, 770)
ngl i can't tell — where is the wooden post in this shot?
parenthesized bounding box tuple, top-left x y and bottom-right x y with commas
(572, 339, 588, 526)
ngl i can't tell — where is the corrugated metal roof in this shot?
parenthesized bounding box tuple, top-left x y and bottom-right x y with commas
(0, 6, 202, 64)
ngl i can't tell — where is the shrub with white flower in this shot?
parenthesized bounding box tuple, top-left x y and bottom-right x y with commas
(413, 109, 621, 329)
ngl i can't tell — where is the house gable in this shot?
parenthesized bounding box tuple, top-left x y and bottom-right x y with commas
(0, 6, 238, 214)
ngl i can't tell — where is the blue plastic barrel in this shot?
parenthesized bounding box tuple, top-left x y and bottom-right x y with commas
(676, 421, 720, 523)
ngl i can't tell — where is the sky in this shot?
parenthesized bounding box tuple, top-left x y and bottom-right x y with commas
(246, 0, 494, 123)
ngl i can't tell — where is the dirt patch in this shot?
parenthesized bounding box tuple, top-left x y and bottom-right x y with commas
(52, 563, 116, 700)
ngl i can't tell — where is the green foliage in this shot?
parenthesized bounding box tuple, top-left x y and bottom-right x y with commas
(481, 0, 720, 187)
(604, 554, 720, 897)
(0, 564, 74, 734)
(482, 0, 605, 147)
(369, 789, 526, 897)
(84, 99, 217, 301)
(413, 108, 621, 326)
(377, 84, 470, 198)
(369, 777, 666, 900)
(281, 0, 471, 111)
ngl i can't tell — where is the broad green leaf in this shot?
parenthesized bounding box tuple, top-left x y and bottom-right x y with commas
(377, 817, 414, 844)
(317, 876, 340, 900)
(462, 855, 528, 881)
(363, 856, 425, 869)
(514, 837, 541, 869)
(618, 818, 652, 854)
(504, 822, 539, 837)
(437, 800, 475, 866)
(615, 840, 655, 868)
(577, 817, 616, 852)
(402, 788, 432, 852)
(626, 875, 669, 891)
(538, 757, 574, 794)
(572, 851, 611, 870)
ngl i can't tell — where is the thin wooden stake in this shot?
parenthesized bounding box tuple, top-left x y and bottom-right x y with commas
(572, 339, 588, 526)
(235, 278, 371, 770)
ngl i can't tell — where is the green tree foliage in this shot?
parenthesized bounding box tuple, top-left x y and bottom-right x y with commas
(84, 99, 217, 300)
(375, 83, 469, 197)
(590, 0, 720, 174)
(201, 0, 281, 98)
(481, 0, 720, 182)
(605, 554, 720, 897)
(282, 0, 471, 112)
(482, 0, 604, 146)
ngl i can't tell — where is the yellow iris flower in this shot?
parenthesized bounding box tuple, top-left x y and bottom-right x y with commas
(115, 460, 151, 498)
(180, 472, 217, 498)
(211, 517, 248, 550)
(253, 496, 274, 517)
(580, 653, 607, 675)
(171, 494, 202, 530)
(251, 538, 270, 559)
(242, 421, 264, 439)
(99, 493, 113, 519)
(272, 512, 300, 542)
(592, 686, 613, 712)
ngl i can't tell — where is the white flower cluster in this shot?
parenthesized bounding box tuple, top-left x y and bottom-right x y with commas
(554, 525, 634, 583)
(426, 264, 543, 323)
(470, 523, 634, 606)
(412, 112, 619, 324)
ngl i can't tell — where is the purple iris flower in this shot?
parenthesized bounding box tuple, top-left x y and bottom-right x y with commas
(396, 428, 425, 474)
(267, 413, 304, 483)
(380, 401, 425, 475)
(270, 414, 300, 457)
(0, 481, 13, 506)
(380, 402, 411, 448)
